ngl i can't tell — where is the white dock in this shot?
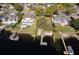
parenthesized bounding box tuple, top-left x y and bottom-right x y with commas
(40, 33, 47, 46)
(67, 46, 74, 55)
(9, 33, 19, 41)
(9, 28, 23, 41)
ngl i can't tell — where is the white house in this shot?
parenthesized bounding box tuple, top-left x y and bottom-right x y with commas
(20, 17, 34, 28)
(20, 11, 35, 28)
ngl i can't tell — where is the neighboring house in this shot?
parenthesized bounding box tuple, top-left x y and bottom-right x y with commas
(0, 4, 18, 26)
(52, 14, 71, 26)
(20, 18, 34, 28)
(2, 12, 18, 26)
(70, 6, 79, 19)
(0, 4, 19, 26)
(24, 11, 35, 19)
(20, 11, 35, 28)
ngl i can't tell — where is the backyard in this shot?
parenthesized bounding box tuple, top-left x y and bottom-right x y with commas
(56, 25, 74, 32)
(37, 16, 52, 32)
(21, 18, 37, 37)
(52, 24, 76, 43)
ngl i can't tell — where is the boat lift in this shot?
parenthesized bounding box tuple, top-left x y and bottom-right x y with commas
(9, 33, 19, 41)
(9, 28, 23, 41)
(59, 31, 74, 55)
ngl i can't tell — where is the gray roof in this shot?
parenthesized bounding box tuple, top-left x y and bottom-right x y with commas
(53, 15, 71, 22)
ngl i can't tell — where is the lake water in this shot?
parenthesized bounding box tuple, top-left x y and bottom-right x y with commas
(0, 30, 57, 55)
(64, 37, 79, 55)
(0, 30, 79, 55)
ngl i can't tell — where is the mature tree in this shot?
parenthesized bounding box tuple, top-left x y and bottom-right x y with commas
(72, 19, 79, 30)
(45, 3, 76, 16)
(37, 16, 46, 29)
(14, 4, 23, 12)
(61, 3, 77, 14)
(45, 5, 55, 17)
(35, 7, 44, 16)
(38, 16, 52, 31)
(55, 4, 66, 12)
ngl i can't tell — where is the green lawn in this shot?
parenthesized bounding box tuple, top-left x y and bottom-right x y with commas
(5, 23, 20, 32)
(53, 31, 61, 39)
(37, 16, 52, 32)
(52, 25, 75, 40)
(21, 18, 37, 37)
(56, 25, 74, 32)
(45, 17, 52, 32)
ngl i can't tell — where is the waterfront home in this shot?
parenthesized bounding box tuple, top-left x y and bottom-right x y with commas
(70, 13, 79, 19)
(2, 12, 18, 26)
(20, 11, 35, 28)
(20, 17, 34, 28)
(24, 11, 35, 19)
(52, 14, 71, 26)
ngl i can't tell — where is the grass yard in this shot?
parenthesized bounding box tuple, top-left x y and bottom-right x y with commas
(21, 18, 37, 37)
(12, 23, 20, 32)
(52, 31, 61, 43)
(56, 25, 74, 32)
(37, 16, 52, 32)
(52, 25, 75, 40)
(45, 17, 52, 32)
(5, 23, 20, 33)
